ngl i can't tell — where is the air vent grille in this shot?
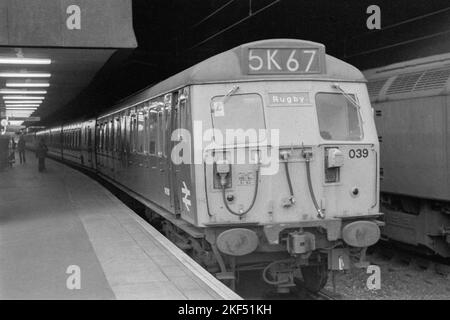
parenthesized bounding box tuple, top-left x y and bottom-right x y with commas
(387, 72, 422, 95)
(367, 78, 388, 98)
(386, 66, 450, 95)
(414, 67, 450, 91)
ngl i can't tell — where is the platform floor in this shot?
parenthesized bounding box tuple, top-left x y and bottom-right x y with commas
(0, 152, 240, 300)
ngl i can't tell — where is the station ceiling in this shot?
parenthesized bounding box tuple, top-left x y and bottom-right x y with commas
(15, 0, 450, 126)
(0, 47, 115, 120)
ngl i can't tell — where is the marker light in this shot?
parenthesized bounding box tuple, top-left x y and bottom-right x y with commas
(0, 73, 51, 78)
(0, 90, 47, 94)
(3, 96, 45, 100)
(6, 83, 50, 87)
(0, 58, 51, 65)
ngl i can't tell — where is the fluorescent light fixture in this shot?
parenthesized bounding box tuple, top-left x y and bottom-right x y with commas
(4, 104, 40, 107)
(6, 108, 37, 112)
(7, 114, 34, 117)
(3, 96, 45, 100)
(6, 83, 50, 88)
(0, 73, 51, 78)
(6, 106, 38, 110)
(0, 58, 51, 65)
(8, 121, 25, 126)
(6, 110, 33, 114)
(4, 100, 43, 104)
(6, 110, 34, 113)
(0, 90, 47, 94)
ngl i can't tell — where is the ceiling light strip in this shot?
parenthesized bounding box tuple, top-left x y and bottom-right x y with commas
(6, 83, 50, 88)
(0, 58, 51, 65)
(0, 73, 51, 78)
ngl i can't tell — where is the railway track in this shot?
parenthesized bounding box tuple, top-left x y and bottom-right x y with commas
(368, 242, 450, 277)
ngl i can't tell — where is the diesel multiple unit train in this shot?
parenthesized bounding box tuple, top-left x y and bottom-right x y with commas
(26, 39, 383, 292)
(365, 54, 450, 258)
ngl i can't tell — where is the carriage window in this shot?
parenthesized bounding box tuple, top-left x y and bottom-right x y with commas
(157, 109, 163, 157)
(180, 99, 187, 129)
(110, 120, 114, 151)
(164, 105, 171, 157)
(316, 93, 363, 141)
(100, 125, 104, 151)
(122, 115, 128, 153)
(130, 115, 137, 152)
(102, 124, 106, 151)
(149, 109, 157, 155)
(96, 126, 100, 150)
(210, 94, 265, 144)
(105, 122, 110, 151)
(88, 128, 92, 148)
(144, 115, 149, 153)
(115, 118, 121, 152)
(137, 111, 145, 153)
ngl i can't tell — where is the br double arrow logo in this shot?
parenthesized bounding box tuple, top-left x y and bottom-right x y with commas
(181, 181, 191, 212)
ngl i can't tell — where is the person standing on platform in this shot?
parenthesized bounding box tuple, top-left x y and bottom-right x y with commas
(8, 137, 16, 167)
(36, 138, 48, 172)
(17, 134, 26, 164)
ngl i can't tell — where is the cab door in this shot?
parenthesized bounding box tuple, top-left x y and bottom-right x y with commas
(172, 88, 196, 224)
(169, 91, 181, 216)
(159, 94, 173, 210)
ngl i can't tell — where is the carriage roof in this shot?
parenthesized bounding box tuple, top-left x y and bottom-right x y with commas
(107, 39, 365, 114)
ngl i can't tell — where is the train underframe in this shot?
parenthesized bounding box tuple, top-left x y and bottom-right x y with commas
(380, 193, 450, 258)
(145, 208, 377, 293)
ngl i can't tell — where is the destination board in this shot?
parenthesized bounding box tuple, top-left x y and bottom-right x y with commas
(246, 47, 325, 74)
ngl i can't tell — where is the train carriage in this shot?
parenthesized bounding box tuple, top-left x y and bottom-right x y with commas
(30, 39, 382, 292)
(365, 53, 450, 257)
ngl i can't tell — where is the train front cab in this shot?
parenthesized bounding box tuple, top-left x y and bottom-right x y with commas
(182, 40, 383, 292)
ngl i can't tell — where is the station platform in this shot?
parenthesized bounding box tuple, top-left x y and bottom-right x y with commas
(0, 152, 241, 300)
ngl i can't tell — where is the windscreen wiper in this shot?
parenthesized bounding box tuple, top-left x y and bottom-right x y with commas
(222, 85, 239, 103)
(332, 83, 361, 110)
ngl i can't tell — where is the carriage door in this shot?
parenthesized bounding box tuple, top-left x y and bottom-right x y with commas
(172, 88, 195, 223)
(160, 94, 175, 211)
(169, 91, 181, 215)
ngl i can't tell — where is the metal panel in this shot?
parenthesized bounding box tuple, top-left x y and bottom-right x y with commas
(0, 2, 8, 44)
(377, 96, 449, 200)
(447, 95, 450, 199)
(1, 0, 136, 48)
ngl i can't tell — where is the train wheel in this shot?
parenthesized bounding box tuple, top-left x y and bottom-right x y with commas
(296, 264, 328, 292)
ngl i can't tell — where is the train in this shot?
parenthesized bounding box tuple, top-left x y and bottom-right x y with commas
(26, 39, 383, 292)
(365, 53, 450, 257)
